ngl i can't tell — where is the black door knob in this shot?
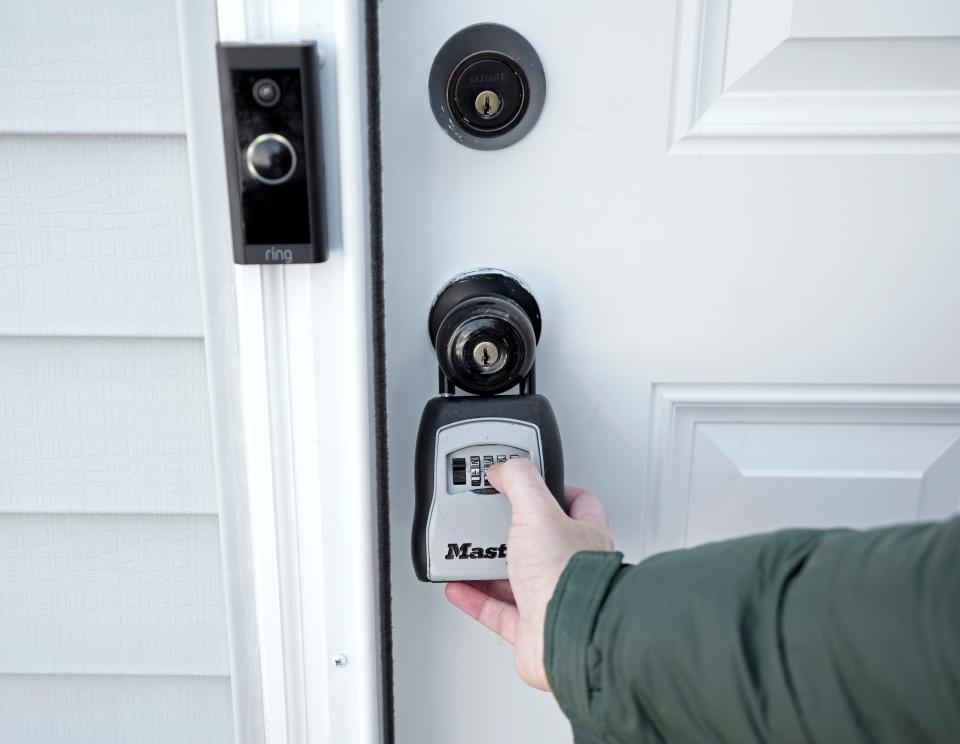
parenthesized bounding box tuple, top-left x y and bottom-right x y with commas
(245, 133, 298, 185)
(429, 271, 541, 396)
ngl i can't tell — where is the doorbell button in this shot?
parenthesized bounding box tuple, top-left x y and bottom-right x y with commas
(246, 133, 297, 185)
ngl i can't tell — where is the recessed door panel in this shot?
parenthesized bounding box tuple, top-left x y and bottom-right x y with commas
(647, 385, 960, 551)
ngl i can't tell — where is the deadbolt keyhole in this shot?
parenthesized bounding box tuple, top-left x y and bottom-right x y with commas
(474, 90, 503, 119)
(429, 24, 546, 150)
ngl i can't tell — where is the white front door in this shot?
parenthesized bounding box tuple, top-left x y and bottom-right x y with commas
(380, 2, 960, 742)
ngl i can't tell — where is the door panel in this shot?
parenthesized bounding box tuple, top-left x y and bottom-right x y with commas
(648, 385, 960, 551)
(792, 0, 960, 38)
(380, 1, 960, 741)
(672, 0, 960, 151)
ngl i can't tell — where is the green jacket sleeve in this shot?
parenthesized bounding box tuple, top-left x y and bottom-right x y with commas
(544, 517, 960, 744)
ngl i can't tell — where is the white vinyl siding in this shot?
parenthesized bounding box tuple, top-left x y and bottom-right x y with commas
(0, 1, 185, 134)
(0, 514, 227, 675)
(0, 0, 232, 741)
(0, 338, 215, 514)
(0, 136, 201, 338)
(0, 675, 232, 744)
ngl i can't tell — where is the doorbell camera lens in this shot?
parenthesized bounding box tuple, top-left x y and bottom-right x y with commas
(252, 78, 281, 107)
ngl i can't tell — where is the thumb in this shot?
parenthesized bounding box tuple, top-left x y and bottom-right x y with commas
(564, 486, 610, 532)
(486, 458, 562, 519)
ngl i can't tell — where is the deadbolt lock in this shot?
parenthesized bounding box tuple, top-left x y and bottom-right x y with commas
(429, 24, 546, 150)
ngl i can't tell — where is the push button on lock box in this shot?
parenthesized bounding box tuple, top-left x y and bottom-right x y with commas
(470, 456, 481, 487)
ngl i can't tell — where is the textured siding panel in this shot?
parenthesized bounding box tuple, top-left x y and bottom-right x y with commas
(0, 0, 184, 134)
(0, 337, 216, 514)
(0, 514, 229, 675)
(0, 0, 238, 737)
(0, 135, 203, 337)
(0, 674, 232, 744)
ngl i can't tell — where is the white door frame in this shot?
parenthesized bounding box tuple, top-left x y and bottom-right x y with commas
(177, 0, 384, 741)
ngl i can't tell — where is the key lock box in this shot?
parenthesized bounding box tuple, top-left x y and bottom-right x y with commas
(413, 271, 564, 583)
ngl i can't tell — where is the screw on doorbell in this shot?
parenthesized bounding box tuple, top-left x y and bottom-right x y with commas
(429, 24, 546, 150)
(413, 270, 564, 583)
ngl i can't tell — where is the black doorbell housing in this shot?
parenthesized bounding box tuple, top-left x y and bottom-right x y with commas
(217, 43, 327, 264)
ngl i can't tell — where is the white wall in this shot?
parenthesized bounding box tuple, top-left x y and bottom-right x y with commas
(0, 1, 233, 741)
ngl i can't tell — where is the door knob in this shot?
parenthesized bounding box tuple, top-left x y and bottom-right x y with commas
(429, 270, 541, 395)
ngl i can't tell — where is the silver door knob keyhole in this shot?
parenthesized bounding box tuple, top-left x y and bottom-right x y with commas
(472, 341, 501, 371)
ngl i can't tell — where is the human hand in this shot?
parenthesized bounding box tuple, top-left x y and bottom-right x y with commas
(444, 458, 614, 691)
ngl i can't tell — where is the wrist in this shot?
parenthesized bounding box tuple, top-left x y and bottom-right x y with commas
(543, 551, 624, 723)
